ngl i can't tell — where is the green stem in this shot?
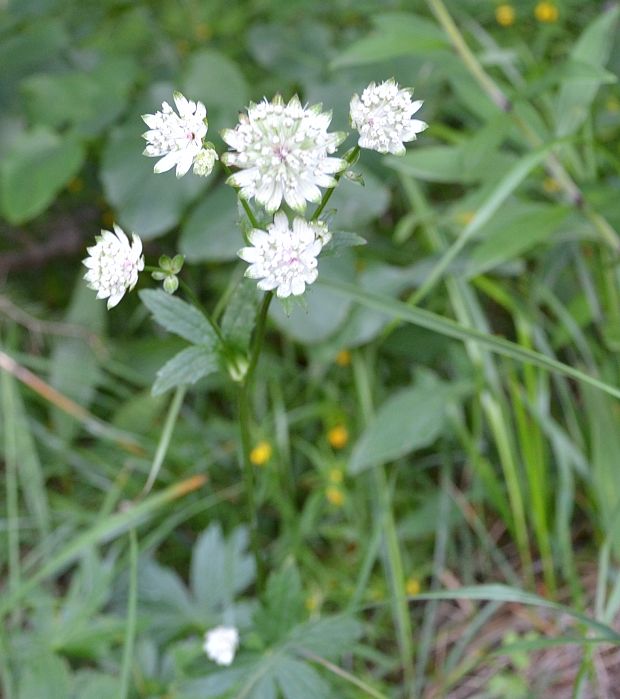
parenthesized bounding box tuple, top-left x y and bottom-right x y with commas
(311, 146, 360, 221)
(119, 528, 138, 699)
(221, 162, 260, 229)
(238, 292, 273, 590)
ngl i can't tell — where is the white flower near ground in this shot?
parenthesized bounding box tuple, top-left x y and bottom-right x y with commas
(222, 95, 346, 212)
(238, 212, 330, 298)
(203, 626, 239, 666)
(142, 92, 208, 177)
(193, 147, 219, 177)
(350, 79, 427, 155)
(83, 225, 144, 309)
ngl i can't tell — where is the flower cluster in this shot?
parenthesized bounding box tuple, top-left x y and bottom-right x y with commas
(350, 79, 427, 155)
(142, 92, 210, 177)
(85, 81, 427, 308)
(203, 625, 239, 666)
(222, 95, 346, 213)
(238, 213, 330, 298)
(82, 225, 144, 309)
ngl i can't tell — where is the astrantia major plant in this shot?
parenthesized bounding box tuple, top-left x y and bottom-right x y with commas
(83, 81, 426, 592)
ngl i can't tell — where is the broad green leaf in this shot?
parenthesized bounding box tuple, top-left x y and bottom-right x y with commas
(101, 120, 206, 239)
(140, 290, 218, 346)
(152, 346, 220, 396)
(248, 673, 278, 699)
(21, 57, 138, 137)
(49, 274, 105, 443)
(182, 50, 249, 138)
(349, 373, 455, 474)
(287, 616, 363, 659)
(275, 657, 330, 699)
(329, 166, 390, 230)
(555, 5, 620, 136)
(0, 127, 84, 224)
(319, 277, 620, 402)
(179, 185, 241, 262)
(467, 203, 570, 277)
(221, 278, 258, 351)
(321, 231, 367, 256)
(255, 561, 305, 644)
(583, 388, 620, 558)
(331, 12, 448, 68)
(18, 651, 71, 699)
(176, 665, 252, 699)
(270, 253, 355, 344)
(72, 673, 120, 699)
(190, 524, 255, 613)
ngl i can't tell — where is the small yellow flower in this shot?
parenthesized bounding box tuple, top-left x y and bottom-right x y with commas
(249, 440, 272, 466)
(406, 577, 421, 596)
(67, 177, 84, 193)
(305, 590, 322, 612)
(194, 22, 212, 40)
(327, 425, 349, 449)
(328, 467, 343, 484)
(325, 486, 345, 507)
(543, 177, 561, 194)
(495, 4, 515, 27)
(534, 2, 559, 23)
(335, 349, 351, 367)
(455, 210, 475, 226)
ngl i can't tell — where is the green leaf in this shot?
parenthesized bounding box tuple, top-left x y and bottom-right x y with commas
(255, 561, 305, 644)
(318, 277, 620, 402)
(349, 373, 455, 474)
(466, 203, 570, 277)
(331, 12, 448, 68)
(152, 346, 220, 396)
(179, 185, 242, 262)
(72, 673, 120, 699)
(287, 616, 363, 659)
(329, 166, 390, 230)
(190, 524, 255, 613)
(555, 5, 620, 137)
(0, 127, 84, 224)
(221, 278, 258, 351)
(140, 290, 218, 346)
(49, 274, 105, 443)
(275, 657, 331, 699)
(321, 231, 367, 256)
(18, 651, 71, 699)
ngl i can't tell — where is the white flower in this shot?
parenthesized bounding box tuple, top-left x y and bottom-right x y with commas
(350, 79, 427, 155)
(238, 212, 329, 298)
(222, 95, 346, 213)
(83, 224, 144, 309)
(203, 626, 239, 666)
(142, 92, 208, 177)
(193, 147, 218, 177)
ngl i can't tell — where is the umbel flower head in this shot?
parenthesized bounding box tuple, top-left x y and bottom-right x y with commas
(203, 626, 239, 666)
(222, 95, 346, 212)
(238, 212, 330, 298)
(142, 92, 208, 177)
(350, 79, 427, 155)
(83, 224, 144, 309)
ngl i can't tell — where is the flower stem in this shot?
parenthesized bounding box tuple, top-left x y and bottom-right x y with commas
(238, 291, 273, 590)
(311, 145, 360, 221)
(221, 162, 261, 229)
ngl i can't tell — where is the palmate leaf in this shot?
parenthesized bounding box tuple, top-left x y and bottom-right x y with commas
(152, 345, 220, 396)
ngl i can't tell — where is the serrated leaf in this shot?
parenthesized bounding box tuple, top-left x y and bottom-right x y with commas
(190, 524, 255, 613)
(287, 616, 363, 659)
(275, 657, 331, 699)
(0, 126, 84, 224)
(140, 289, 218, 346)
(321, 231, 367, 256)
(152, 346, 220, 396)
(221, 278, 258, 351)
(255, 561, 305, 644)
(349, 373, 454, 474)
(555, 5, 619, 137)
(18, 651, 71, 699)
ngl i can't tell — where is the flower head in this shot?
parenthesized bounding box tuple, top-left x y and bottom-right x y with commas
(142, 92, 208, 177)
(238, 213, 329, 298)
(222, 95, 346, 212)
(495, 4, 516, 26)
(83, 224, 144, 309)
(350, 79, 427, 155)
(193, 147, 218, 177)
(534, 1, 558, 22)
(203, 626, 239, 666)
